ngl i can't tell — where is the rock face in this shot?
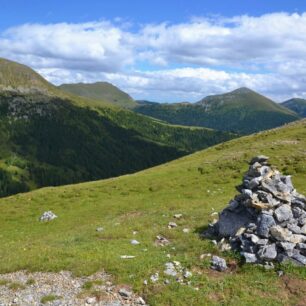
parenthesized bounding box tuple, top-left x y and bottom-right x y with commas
(212, 156, 306, 266)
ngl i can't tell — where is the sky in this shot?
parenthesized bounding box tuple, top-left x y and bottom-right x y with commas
(1, 0, 306, 102)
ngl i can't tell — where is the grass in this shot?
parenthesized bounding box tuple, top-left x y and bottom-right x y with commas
(8, 282, 26, 290)
(0, 120, 305, 305)
(40, 294, 61, 304)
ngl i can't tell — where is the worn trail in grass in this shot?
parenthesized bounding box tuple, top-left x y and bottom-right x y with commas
(0, 120, 305, 305)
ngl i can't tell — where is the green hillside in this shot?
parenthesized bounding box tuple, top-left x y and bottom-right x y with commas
(282, 98, 306, 117)
(0, 119, 305, 305)
(59, 82, 138, 108)
(0, 58, 234, 197)
(134, 88, 300, 134)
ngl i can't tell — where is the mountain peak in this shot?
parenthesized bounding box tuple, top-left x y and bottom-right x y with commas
(0, 58, 57, 95)
(230, 87, 255, 94)
(59, 81, 137, 108)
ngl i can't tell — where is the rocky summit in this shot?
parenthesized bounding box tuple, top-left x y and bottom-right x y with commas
(211, 155, 306, 266)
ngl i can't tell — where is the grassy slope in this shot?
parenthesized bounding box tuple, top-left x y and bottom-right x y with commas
(0, 120, 305, 305)
(282, 98, 306, 117)
(59, 82, 138, 108)
(134, 88, 300, 134)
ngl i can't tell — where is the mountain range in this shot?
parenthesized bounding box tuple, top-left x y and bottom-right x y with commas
(134, 87, 300, 134)
(0, 58, 233, 197)
(281, 98, 306, 117)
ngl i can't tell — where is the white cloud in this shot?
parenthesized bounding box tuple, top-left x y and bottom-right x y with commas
(1, 13, 306, 101)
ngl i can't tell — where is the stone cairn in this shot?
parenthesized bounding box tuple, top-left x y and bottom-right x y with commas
(212, 155, 306, 266)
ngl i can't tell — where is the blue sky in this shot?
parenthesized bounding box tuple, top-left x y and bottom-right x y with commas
(1, 1, 306, 102)
(2, 0, 306, 29)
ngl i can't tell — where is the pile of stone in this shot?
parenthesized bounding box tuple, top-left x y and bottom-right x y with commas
(212, 155, 306, 266)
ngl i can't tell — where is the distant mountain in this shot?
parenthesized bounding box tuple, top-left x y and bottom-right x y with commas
(59, 82, 138, 108)
(134, 87, 300, 134)
(281, 98, 306, 117)
(0, 58, 234, 197)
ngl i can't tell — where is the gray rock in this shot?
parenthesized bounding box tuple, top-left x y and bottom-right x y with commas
(274, 205, 293, 222)
(287, 224, 302, 234)
(242, 189, 253, 198)
(250, 155, 269, 164)
(257, 213, 276, 238)
(270, 225, 292, 241)
(291, 253, 306, 265)
(131, 239, 140, 245)
(96, 227, 104, 232)
(211, 256, 227, 271)
(241, 252, 257, 263)
(279, 242, 295, 252)
(119, 288, 132, 299)
(39, 211, 57, 222)
(258, 244, 277, 260)
(168, 222, 178, 228)
(249, 177, 261, 190)
(217, 208, 254, 237)
(164, 262, 177, 277)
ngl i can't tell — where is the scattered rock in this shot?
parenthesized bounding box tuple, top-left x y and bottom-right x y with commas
(118, 288, 132, 299)
(168, 222, 178, 229)
(130, 239, 140, 245)
(211, 156, 306, 265)
(0, 270, 143, 305)
(39, 211, 57, 222)
(120, 255, 135, 259)
(183, 228, 190, 233)
(211, 256, 227, 272)
(155, 235, 170, 246)
(96, 227, 104, 232)
(150, 273, 159, 283)
(174, 214, 183, 219)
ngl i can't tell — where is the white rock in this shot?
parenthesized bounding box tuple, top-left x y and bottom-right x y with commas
(86, 297, 96, 304)
(120, 255, 136, 259)
(39, 211, 57, 222)
(183, 228, 190, 233)
(130, 239, 140, 245)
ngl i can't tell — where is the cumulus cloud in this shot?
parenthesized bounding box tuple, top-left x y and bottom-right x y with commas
(1, 12, 306, 101)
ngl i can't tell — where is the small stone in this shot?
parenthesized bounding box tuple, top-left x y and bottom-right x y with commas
(150, 273, 159, 283)
(164, 262, 177, 277)
(155, 235, 170, 246)
(274, 205, 293, 222)
(39, 211, 57, 222)
(119, 288, 132, 299)
(168, 222, 177, 229)
(120, 255, 136, 259)
(133, 231, 138, 235)
(235, 227, 246, 236)
(131, 239, 140, 245)
(279, 242, 295, 252)
(200, 253, 211, 259)
(86, 297, 96, 304)
(183, 228, 190, 233)
(136, 297, 146, 305)
(277, 270, 284, 277)
(96, 227, 104, 232)
(143, 280, 148, 285)
(242, 189, 253, 198)
(241, 252, 257, 263)
(250, 155, 269, 164)
(183, 270, 192, 278)
(164, 279, 170, 285)
(211, 256, 227, 272)
(174, 214, 183, 219)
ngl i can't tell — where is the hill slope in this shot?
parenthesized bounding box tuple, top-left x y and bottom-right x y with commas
(0, 119, 305, 305)
(59, 82, 138, 108)
(282, 98, 306, 117)
(134, 88, 300, 134)
(0, 58, 234, 197)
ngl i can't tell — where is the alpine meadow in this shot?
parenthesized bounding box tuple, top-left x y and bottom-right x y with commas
(0, 1, 306, 306)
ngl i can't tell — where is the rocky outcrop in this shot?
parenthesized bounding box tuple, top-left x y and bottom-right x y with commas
(212, 156, 306, 266)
